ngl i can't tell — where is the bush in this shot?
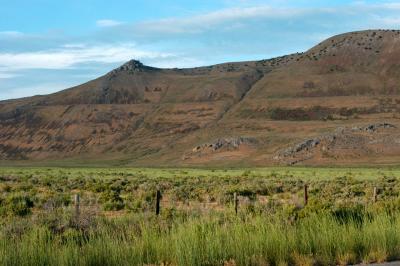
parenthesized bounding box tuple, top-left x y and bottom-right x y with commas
(331, 204, 368, 225)
(7, 194, 34, 216)
(103, 200, 124, 211)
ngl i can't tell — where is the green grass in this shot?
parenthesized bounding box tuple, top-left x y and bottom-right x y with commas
(1, 166, 400, 265)
(1, 211, 400, 265)
(1, 166, 400, 180)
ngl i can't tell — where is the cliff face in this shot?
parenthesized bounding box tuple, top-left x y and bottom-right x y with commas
(2, 30, 400, 166)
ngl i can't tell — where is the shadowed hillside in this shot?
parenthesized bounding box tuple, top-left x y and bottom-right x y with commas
(1, 30, 400, 166)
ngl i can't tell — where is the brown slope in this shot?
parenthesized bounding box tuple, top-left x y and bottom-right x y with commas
(0, 57, 292, 162)
(244, 29, 400, 99)
(215, 29, 400, 166)
(2, 29, 400, 166)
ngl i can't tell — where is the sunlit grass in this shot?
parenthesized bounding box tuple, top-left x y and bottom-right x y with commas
(1, 212, 400, 265)
(1, 166, 400, 180)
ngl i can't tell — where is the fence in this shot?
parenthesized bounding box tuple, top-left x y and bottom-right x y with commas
(72, 185, 380, 217)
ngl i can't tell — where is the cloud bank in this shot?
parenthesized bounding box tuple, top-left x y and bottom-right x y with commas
(96, 19, 124, 27)
(0, 44, 172, 70)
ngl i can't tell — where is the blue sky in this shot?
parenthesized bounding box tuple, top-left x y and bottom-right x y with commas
(1, 0, 400, 100)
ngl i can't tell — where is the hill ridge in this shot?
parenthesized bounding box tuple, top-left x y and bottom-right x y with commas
(1, 29, 400, 166)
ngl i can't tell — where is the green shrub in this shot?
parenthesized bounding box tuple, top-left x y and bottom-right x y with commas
(7, 194, 34, 216)
(331, 203, 368, 225)
(103, 200, 124, 211)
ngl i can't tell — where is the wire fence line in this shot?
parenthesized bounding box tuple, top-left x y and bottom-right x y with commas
(70, 185, 380, 217)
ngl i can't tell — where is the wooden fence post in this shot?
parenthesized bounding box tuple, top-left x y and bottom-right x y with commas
(156, 190, 161, 215)
(373, 187, 377, 203)
(234, 192, 238, 215)
(304, 184, 308, 206)
(74, 194, 80, 218)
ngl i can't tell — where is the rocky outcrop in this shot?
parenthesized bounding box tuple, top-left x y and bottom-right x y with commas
(184, 137, 258, 160)
(352, 123, 396, 132)
(275, 123, 398, 165)
(279, 138, 321, 158)
(193, 137, 257, 152)
(108, 60, 159, 76)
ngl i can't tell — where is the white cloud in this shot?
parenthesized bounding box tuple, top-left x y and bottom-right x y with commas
(136, 6, 304, 34)
(380, 3, 400, 10)
(374, 16, 400, 26)
(0, 82, 76, 100)
(0, 43, 174, 70)
(0, 31, 24, 38)
(126, 2, 400, 36)
(0, 73, 18, 79)
(96, 19, 124, 27)
(62, 43, 86, 49)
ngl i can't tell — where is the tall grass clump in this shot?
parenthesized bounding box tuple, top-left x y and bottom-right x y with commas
(1, 210, 400, 265)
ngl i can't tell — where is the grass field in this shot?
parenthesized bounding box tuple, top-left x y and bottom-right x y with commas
(1, 166, 400, 265)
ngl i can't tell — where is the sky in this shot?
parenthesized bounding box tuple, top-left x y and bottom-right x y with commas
(1, 0, 400, 100)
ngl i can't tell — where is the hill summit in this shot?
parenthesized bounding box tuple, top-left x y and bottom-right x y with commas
(1, 30, 400, 166)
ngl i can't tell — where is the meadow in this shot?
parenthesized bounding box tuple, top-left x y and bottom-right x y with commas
(1, 166, 400, 265)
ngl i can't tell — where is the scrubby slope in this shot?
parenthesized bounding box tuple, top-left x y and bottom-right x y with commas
(1, 30, 400, 166)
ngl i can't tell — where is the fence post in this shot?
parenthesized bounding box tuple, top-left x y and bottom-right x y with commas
(234, 192, 238, 215)
(74, 194, 80, 218)
(156, 190, 161, 215)
(373, 187, 377, 203)
(304, 184, 308, 206)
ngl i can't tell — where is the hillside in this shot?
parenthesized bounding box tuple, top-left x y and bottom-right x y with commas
(1, 29, 400, 166)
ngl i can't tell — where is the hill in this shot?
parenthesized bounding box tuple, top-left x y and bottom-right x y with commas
(1, 29, 400, 166)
